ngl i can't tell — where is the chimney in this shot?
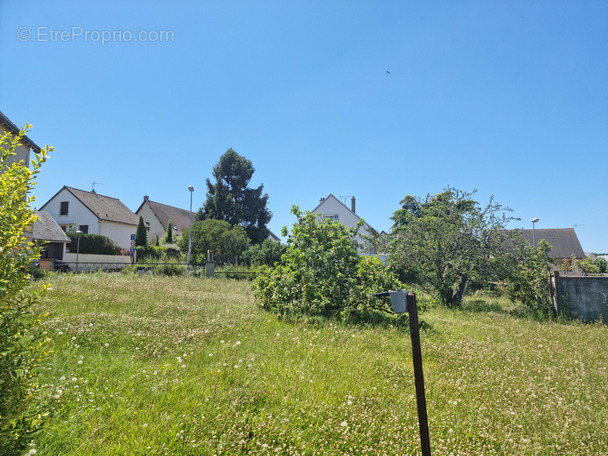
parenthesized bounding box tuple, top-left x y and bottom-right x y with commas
(320, 197, 325, 204)
(351, 196, 356, 213)
(144, 195, 149, 202)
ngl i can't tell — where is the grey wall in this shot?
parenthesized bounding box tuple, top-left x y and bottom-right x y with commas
(554, 273, 608, 323)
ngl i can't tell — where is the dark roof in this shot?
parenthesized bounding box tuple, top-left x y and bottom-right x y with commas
(518, 228, 585, 259)
(0, 111, 41, 152)
(32, 211, 70, 243)
(135, 198, 195, 234)
(41, 186, 139, 226)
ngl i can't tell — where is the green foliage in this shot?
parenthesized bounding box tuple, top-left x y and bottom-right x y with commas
(163, 219, 174, 244)
(197, 149, 272, 244)
(575, 256, 607, 274)
(216, 264, 260, 280)
(507, 239, 556, 315)
(180, 219, 249, 265)
(253, 206, 404, 319)
(135, 245, 168, 262)
(67, 232, 120, 255)
(242, 239, 286, 266)
(388, 188, 516, 308)
(0, 126, 51, 454)
(135, 216, 147, 247)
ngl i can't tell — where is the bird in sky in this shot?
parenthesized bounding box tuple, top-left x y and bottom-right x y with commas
(386, 70, 390, 74)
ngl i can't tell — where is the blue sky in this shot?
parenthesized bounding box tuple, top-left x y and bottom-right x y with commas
(2, 1, 607, 252)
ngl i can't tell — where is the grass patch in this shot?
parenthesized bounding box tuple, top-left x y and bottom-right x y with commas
(31, 274, 608, 455)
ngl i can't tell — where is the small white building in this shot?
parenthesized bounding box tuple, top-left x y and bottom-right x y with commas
(39, 186, 138, 249)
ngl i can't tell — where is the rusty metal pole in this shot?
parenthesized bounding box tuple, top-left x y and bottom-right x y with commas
(407, 292, 431, 456)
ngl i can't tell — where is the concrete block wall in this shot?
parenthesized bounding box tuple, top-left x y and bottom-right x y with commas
(554, 272, 608, 323)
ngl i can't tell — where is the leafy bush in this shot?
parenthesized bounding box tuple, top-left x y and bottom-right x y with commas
(135, 245, 165, 261)
(0, 126, 51, 454)
(67, 233, 120, 255)
(507, 239, 555, 315)
(253, 207, 405, 320)
(242, 239, 286, 266)
(216, 264, 260, 280)
(180, 219, 249, 265)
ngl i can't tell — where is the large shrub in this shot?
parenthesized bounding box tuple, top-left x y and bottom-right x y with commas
(180, 219, 249, 265)
(253, 207, 404, 319)
(242, 239, 286, 266)
(0, 126, 51, 454)
(67, 233, 120, 255)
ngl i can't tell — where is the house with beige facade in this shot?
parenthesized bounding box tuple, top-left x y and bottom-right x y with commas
(39, 186, 138, 249)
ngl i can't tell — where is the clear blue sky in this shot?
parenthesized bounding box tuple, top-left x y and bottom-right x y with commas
(2, 1, 607, 252)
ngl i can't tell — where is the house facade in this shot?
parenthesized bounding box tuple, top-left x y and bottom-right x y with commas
(39, 186, 138, 249)
(0, 111, 40, 168)
(312, 194, 375, 238)
(135, 195, 195, 242)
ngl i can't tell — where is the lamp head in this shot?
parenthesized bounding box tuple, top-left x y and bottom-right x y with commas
(188, 186, 194, 192)
(531, 218, 539, 223)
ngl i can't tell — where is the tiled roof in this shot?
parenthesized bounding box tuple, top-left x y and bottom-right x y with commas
(518, 228, 585, 259)
(32, 211, 70, 243)
(64, 186, 139, 225)
(0, 111, 41, 152)
(138, 198, 195, 234)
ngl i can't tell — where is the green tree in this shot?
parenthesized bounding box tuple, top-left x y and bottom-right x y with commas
(180, 219, 249, 264)
(253, 207, 404, 319)
(242, 239, 287, 266)
(163, 219, 174, 244)
(0, 126, 51, 454)
(389, 188, 516, 308)
(198, 149, 272, 244)
(507, 239, 555, 315)
(135, 216, 147, 247)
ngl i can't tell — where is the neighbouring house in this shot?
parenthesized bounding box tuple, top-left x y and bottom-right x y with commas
(135, 195, 196, 242)
(0, 110, 40, 169)
(31, 211, 71, 260)
(517, 228, 585, 262)
(0, 112, 68, 255)
(267, 230, 281, 243)
(312, 194, 379, 253)
(39, 186, 138, 249)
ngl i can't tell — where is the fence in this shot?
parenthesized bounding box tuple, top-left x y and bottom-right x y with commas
(553, 271, 608, 323)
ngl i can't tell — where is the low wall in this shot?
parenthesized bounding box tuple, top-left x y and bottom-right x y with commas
(64, 253, 132, 272)
(554, 272, 608, 323)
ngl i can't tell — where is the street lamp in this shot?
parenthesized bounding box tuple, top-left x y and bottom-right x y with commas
(531, 218, 539, 249)
(187, 186, 194, 273)
(75, 230, 83, 273)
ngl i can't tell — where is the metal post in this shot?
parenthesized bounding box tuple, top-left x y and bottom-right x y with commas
(407, 292, 431, 456)
(75, 231, 82, 273)
(187, 186, 194, 274)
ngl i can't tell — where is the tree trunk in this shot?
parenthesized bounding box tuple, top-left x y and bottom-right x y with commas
(450, 275, 468, 308)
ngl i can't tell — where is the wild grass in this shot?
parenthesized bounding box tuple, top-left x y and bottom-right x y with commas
(30, 274, 608, 455)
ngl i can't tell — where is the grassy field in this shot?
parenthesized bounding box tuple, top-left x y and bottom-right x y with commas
(30, 274, 608, 455)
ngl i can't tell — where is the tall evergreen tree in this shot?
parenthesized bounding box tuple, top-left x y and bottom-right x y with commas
(135, 216, 147, 247)
(165, 219, 174, 244)
(197, 149, 272, 244)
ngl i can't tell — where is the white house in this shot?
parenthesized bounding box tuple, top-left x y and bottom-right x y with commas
(39, 186, 138, 249)
(135, 195, 195, 242)
(312, 194, 375, 237)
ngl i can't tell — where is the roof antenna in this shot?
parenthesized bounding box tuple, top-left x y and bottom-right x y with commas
(92, 182, 103, 192)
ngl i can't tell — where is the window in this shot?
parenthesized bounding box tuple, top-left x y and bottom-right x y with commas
(60, 225, 69, 232)
(60, 201, 69, 216)
(327, 215, 339, 222)
(79, 225, 89, 234)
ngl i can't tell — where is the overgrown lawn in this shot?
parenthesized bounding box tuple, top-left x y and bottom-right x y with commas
(31, 274, 608, 455)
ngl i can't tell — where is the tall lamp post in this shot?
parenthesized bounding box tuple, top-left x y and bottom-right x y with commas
(75, 230, 83, 273)
(187, 186, 194, 273)
(531, 218, 539, 249)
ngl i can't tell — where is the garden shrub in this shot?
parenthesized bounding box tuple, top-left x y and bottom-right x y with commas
(67, 233, 120, 255)
(0, 126, 51, 454)
(253, 207, 405, 320)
